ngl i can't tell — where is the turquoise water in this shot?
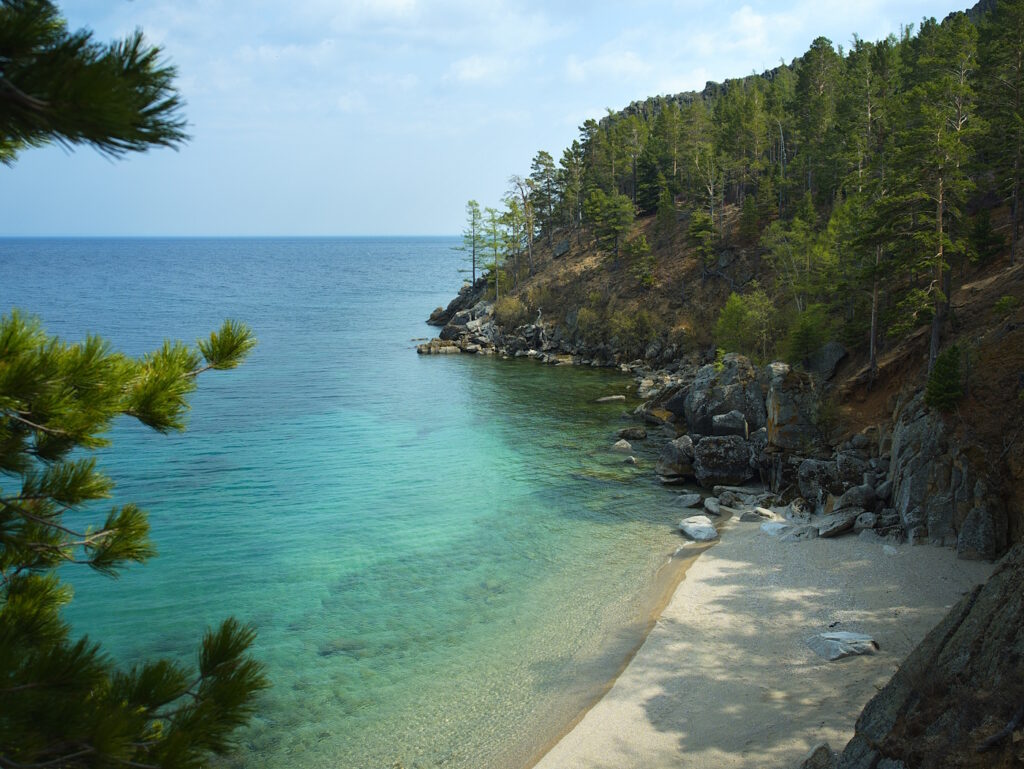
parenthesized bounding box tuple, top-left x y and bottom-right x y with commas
(1, 238, 687, 769)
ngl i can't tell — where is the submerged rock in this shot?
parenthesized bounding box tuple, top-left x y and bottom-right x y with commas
(675, 492, 702, 508)
(611, 439, 633, 453)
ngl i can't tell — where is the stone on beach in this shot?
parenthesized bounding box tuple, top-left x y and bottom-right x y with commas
(679, 515, 718, 541)
(805, 631, 879, 661)
(703, 497, 721, 516)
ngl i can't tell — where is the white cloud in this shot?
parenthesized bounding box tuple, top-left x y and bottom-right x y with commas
(447, 55, 512, 84)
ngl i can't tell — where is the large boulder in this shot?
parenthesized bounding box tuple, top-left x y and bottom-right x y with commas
(656, 435, 696, 484)
(805, 341, 848, 381)
(837, 544, 1024, 768)
(693, 435, 754, 488)
(683, 354, 766, 435)
(764, 362, 825, 452)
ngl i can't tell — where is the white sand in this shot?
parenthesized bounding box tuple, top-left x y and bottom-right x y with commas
(533, 518, 994, 769)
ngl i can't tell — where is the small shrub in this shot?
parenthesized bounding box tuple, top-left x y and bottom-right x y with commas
(994, 295, 1020, 318)
(925, 345, 963, 412)
(713, 347, 726, 373)
(493, 295, 530, 329)
(575, 306, 602, 341)
(608, 309, 658, 359)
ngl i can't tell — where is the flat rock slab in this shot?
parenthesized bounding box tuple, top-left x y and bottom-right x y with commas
(816, 508, 865, 538)
(806, 631, 879, 661)
(675, 493, 702, 508)
(679, 515, 719, 541)
(761, 521, 791, 536)
(596, 395, 626, 403)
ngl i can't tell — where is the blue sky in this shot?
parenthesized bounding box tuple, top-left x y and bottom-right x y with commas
(1, 0, 968, 236)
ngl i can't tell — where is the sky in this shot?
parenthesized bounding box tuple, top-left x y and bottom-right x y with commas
(0, 0, 971, 236)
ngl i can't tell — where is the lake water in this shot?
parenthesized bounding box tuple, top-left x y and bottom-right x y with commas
(1, 238, 688, 769)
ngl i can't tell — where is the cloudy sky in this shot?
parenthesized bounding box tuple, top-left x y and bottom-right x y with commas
(1, 0, 967, 236)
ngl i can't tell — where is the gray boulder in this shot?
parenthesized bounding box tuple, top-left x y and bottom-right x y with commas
(656, 435, 696, 483)
(804, 341, 848, 381)
(679, 515, 718, 541)
(836, 484, 877, 511)
(675, 492, 702, 508)
(683, 354, 766, 435)
(816, 508, 864, 538)
(693, 435, 754, 488)
(703, 497, 721, 516)
(711, 409, 748, 438)
(611, 439, 633, 453)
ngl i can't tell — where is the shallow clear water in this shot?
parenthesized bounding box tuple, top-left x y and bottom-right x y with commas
(1, 238, 686, 769)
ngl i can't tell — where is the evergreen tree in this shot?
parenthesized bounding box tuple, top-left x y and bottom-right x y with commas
(924, 344, 963, 411)
(584, 189, 634, 260)
(0, 313, 267, 768)
(458, 200, 483, 283)
(979, 0, 1024, 264)
(0, 0, 187, 164)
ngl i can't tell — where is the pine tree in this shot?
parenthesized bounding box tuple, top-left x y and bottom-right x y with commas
(0, 313, 267, 768)
(0, 0, 187, 164)
(924, 344, 963, 411)
(458, 200, 483, 283)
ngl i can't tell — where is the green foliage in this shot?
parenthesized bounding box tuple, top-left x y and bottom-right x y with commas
(738, 194, 760, 244)
(607, 309, 659, 359)
(784, 304, 830, 365)
(584, 188, 635, 258)
(687, 210, 716, 269)
(458, 200, 484, 282)
(493, 295, 530, 329)
(924, 344, 963, 412)
(969, 208, 1005, 264)
(714, 287, 779, 361)
(624, 234, 655, 288)
(0, 0, 188, 164)
(995, 294, 1020, 317)
(713, 347, 726, 373)
(0, 312, 266, 768)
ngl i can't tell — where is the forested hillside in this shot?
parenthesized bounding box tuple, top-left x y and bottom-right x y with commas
(457, 0, 1022, 385)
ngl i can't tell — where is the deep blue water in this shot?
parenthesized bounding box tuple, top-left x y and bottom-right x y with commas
(1, 238, 686, 769)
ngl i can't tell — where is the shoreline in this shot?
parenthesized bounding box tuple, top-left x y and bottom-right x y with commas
(530, 516, 995, 769)
(522, 533, 719, 769)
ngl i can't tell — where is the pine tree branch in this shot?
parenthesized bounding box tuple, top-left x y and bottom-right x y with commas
(3, 412, 70, 437)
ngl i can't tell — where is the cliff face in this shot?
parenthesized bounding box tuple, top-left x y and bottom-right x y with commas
(837, 544, 1024, 769)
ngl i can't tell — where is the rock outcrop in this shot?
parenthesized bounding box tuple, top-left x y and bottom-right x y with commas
(837, 544, 1024, 769)
(684, 354, 766, 434)
(889, 393, 1008, 559)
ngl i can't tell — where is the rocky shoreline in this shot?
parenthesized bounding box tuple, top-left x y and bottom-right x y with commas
(420, 283, 1007, 562)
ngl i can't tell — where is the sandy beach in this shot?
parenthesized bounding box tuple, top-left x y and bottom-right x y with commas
(533, 516, 995, 769)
